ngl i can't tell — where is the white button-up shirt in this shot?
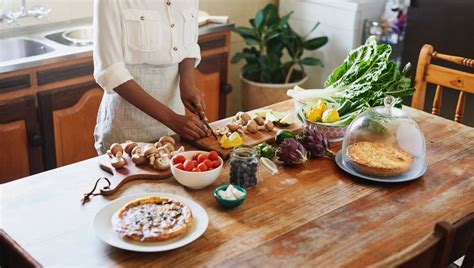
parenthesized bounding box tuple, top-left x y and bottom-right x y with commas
(93, 0, 201, 93)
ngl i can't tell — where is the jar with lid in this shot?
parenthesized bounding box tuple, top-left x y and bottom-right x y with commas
(229, 147, 258, 188)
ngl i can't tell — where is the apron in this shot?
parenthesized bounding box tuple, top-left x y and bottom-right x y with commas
(94, 64, 185, 154)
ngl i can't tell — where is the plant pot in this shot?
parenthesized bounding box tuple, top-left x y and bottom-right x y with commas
(240, 73, 308, 111)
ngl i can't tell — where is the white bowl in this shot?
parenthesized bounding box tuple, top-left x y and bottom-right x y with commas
(171, 151, 223, 190)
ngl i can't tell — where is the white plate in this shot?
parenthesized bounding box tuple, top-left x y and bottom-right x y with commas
(335, 151, 427, 183)
(92, 193, 208, 252)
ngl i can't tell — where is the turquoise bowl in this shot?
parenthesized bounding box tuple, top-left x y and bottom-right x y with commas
(213, 185, 247, 209)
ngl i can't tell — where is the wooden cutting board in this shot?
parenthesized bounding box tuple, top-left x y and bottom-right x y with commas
(97, 143, 173, 195)
(190, 101, 304, 159)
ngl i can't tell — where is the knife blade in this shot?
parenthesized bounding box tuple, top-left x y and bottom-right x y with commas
(196, 109, 218, 140)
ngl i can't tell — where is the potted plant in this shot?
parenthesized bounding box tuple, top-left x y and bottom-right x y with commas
(232, 4, 328, 110)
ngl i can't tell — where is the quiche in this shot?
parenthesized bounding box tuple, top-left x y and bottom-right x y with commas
(346, 141, 414, 177)
(114, 197, 193, 242)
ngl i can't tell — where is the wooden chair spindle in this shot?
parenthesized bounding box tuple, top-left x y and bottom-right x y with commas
(432, 85, 443, 116)
(455, 91, 466, 123)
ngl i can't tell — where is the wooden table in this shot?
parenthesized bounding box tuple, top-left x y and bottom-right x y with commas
(1, 101, 473, 267)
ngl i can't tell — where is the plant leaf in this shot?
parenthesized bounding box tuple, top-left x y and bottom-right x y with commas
(301, 57, 323, 67)
(304, 36, 329, 50)
(254, 10, 264, 29)
(244, 37, 260, 46)
(305, 21, 320, 39)
(233, 27, 257, 39)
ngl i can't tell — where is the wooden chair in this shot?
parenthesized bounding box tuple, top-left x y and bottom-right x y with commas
(375, 212, 474, 268)
(412, 44, 474, 123)
(0, 229, 41, 268)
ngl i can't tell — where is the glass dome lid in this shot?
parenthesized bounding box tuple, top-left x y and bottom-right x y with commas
(341, 96, 426, 177)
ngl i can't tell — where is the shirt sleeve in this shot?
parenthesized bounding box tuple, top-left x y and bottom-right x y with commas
(93, 0, 133, 94)
(186, 0, 201, 67)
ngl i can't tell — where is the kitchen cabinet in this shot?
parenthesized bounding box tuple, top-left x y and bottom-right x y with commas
(0, 96, 42, 183)
(0, 27, 232, 175)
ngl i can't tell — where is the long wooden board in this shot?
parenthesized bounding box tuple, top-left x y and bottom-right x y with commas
(190, 101, 304, 159)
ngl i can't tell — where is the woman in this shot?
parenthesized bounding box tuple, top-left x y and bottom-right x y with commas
(93, 0, 208, 154)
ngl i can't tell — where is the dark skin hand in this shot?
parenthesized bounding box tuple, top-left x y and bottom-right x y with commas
(114, 58, 208, 141)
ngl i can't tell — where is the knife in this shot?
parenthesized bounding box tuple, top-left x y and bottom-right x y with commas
(196, 109, 218, 140)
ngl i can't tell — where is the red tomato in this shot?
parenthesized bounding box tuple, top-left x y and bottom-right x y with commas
(174, 163, 184, 170)
(197, 163, 208, 172)
(212, 160, 221, 168)
(191, 160, 198, 167)
(183, 160, 195, 171)
(192, 153, 199, 161)
(203, 159, 213, 169)
(197, 153, 208, 163)
(172, 155, 186, 165)
(192, 167, 200, 172)
(208, 151, 219, 161)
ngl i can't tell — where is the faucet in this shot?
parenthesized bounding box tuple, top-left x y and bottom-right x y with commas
(2, 0, 51, 24)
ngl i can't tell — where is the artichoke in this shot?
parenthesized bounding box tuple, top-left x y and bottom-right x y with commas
(276, 138, 308, 166)
(298, 124, 335, 159)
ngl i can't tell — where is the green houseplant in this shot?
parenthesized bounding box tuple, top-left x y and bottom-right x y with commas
(232, 4, 328, 109)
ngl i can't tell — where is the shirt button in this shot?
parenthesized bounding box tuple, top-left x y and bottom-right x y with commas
(173, 47, 178, 51)
(140, 16, 145, 21)
(171, 23, 175, 28)
(166, 1, 171, 5)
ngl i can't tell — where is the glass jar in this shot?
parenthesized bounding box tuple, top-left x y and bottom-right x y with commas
(229, 147, 258, 188)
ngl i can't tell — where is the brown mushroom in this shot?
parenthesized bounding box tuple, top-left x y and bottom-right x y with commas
(243, 120, 258, 134)
(159, 136, 176, 146)
(258, 120, 275, 132)
(227, 122, 240, 132)
(253, 115, 265, 126)
(109, 143, 123, 156)
(157, 146, 171, 157)
(152, 156, 170, 171)
(124, 142, 138, 155)
(144, 145, 159, 158)
(154, 142, 163, 149)
(130, 146, 146, 165)
(110, 151, 126, 169)
(163, 143, 175, 153)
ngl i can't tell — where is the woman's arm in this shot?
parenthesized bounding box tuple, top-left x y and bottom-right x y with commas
(179, 58, 207, 118)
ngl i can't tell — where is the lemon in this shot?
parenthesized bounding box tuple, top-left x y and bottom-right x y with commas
(316, 99, 327, 113)
(220, 135, 229, 146)
(255, 109, 272, 118)
(306, 107, 322, 122)
(221, 132, 243, 149)
(322, 109, 340, 123)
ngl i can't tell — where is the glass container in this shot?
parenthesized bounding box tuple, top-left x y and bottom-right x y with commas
(229, 147, 258, 188)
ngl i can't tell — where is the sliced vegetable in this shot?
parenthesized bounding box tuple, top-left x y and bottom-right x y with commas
(322, 109, 340, 123)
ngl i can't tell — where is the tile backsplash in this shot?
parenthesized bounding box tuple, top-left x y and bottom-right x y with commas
(0, 0, 278, 114)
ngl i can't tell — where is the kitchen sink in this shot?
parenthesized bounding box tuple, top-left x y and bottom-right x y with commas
(0, 38, 55, 62)
(45, 27, 93, 47)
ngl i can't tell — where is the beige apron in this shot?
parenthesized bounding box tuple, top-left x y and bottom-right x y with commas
(94, 64, 184, 154)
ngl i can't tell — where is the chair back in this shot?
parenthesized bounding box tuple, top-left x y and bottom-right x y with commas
(0, 229, 41, 268)
(412, 44, 474, 123)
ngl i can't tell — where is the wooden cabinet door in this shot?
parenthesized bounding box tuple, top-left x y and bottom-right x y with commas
(38, 82, 103, 169)
(195, 53, 230, 122)
(0, 96, 42, 183)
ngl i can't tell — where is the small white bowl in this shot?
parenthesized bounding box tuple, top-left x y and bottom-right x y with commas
(170, 151, 223, 190)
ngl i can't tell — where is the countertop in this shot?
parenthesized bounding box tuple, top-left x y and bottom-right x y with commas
(0, 18, 234, 74)
(1, 100, 473, 267)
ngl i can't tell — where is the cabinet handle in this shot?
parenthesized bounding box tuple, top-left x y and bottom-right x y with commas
(29, 134, 43, 147)
(222, 84, 232, 95)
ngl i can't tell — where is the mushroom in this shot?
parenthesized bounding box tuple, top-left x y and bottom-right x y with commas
(157, 146, 171, 157)
(253, 115, 265, 126)
(154, 142, 163, 149)
(235, 112, 251, 125)
(131, 146, 146, 165)
(109, 143, 123, 156)
(226, 122, 240, 132)
(243, 120, 258, 134)
(124, 142, 138, 155)
(106, 150, 114, 158)
(163, 142, 175, 153)
(152, 156, 170, 171)
(172, 146, 185, 157)
(110, 151, 126, 169)
(258, 120, 275, 132)
(144, 145, 159, 158)
(159, 136, 176, 146)
(214, 127, 230, 136)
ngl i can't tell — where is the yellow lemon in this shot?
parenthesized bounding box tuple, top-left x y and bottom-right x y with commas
(221, 132, 243, 149)
(322, 109, 340, 123)
(306, 108, 322, 122)
(316, 99, 327, 113)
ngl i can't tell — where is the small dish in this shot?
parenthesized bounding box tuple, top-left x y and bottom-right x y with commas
(335, 151, 427, 183)
(171, 151, 223, 190)
(213, 185, 247, 209)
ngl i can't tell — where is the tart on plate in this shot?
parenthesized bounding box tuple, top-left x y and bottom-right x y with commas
(113, 196, 193, 242)
(346, 141, 414, 177)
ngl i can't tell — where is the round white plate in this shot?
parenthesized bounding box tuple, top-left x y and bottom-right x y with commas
(335, 151, 427, 183)
(93, 193, 208, 252)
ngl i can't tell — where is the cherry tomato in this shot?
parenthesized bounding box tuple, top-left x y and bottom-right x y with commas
(192, 153, 199, 161)
(174, 163, 184, 170)
(212, 160, 221, 168)
(208, 151, 219, 161)
(192, 167, 200, 172)
(191, 160, 198, 167)
(197, 153, 208, 163)
(203, 159, 213, 169)
(197, 163, 208, 172)
(172, 155, 186, 165)
(183, 160, 195, 171)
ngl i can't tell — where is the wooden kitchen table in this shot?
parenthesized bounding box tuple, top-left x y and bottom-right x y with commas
(1, 101, 473, 267)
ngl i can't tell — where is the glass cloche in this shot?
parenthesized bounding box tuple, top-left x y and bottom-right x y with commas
(341, 96, 426, 178)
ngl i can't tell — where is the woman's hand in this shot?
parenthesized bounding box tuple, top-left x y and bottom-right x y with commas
(167, 113, 209, 141)
(180, 83, 207, 118)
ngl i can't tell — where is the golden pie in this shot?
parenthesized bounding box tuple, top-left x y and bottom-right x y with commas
(346, 141, 414, 177)
(114, 197, 193, 242)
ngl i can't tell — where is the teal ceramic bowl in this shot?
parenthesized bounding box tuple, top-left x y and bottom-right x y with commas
(213, 185, 247, 209)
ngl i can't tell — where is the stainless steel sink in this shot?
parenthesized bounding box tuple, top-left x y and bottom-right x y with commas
(45, 27, 93, 47)
(0, 38, 55, 62)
